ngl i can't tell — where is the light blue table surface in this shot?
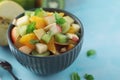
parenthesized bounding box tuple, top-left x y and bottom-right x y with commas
(0, 0, 120, 80)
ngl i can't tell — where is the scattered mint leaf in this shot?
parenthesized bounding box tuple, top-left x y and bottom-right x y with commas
(71, 72, 81, 80)
(87, 49, 96, 57)
(26, 22, 36, 34)
(84, 74, 94, 80)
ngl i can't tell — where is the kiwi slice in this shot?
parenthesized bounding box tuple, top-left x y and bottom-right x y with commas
(41, 0, 65, 9)
(55, 33, 68, 43)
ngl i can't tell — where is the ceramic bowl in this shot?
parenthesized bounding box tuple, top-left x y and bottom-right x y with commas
(7, 8, 84, 76)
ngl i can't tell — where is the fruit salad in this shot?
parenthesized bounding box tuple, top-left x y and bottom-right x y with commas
(11, 8, 81, 57)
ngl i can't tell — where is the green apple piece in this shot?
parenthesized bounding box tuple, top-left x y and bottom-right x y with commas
(61, 22, 70, 33)
(18, 25, 27, 36)
(0, 0, 24, 20)
(34, 29, 45, 40)
(63, 16, 74, 24)
(55, 33, 68, 43)
(16, 15, 29, 27)
(41, 32, 52, 43)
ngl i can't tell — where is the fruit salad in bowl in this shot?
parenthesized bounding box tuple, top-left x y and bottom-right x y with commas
(8, 8, 84, 75)
(11, 8, 81, 57)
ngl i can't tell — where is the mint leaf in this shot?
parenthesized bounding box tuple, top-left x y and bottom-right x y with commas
(56, 18, 66, 25)
(35, 8, 46, 17)
(71, 72, 81, 80)
(55, 12, 66, 25)
(26, 22, 36, 34)
(87, 49, 96, 57)
(84, 74, 94, 80)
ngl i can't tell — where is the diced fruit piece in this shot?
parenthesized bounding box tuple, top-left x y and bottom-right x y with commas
(35, 43, 48, 54)
(61, 22, 70, 33)
(34, 29, 45, 40)
(67, 26, 76, 33)
(41, 32, 52, 43)
(44, 23, 56, 31)
(44, 15, 56, 25)
(55, 33, 68, 43)
(68, 23, 81, 34)
(14, 38, 23, 48)
(49, 23, 62, 34)
(19, 33, 38, 49)
(72, 24, 80, 32)
(72, 36, 79, 42)
(56, 25, 62, 32)
(18, 25, 27, 36)
(25, 11, 35, 17)
(29, 16, 46, 29)
(59, 12, 64, 17)
(67, 33, 79, 42)
(47, 37, 58, 55)
(19, 46, 32, 54)
(63, 16, 74, 24)
(67, 44, 75, 50)
(11, 27, 19, 43)
(46, 12, 53, 16)
(16, 15, 29, 26)
(60, 47, 67, 53)
(32, 50, 50, 57)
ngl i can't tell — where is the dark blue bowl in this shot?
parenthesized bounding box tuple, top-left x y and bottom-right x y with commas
(7, 8, 84, 76)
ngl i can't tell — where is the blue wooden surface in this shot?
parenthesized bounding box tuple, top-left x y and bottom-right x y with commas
(0, 0, 120, 80)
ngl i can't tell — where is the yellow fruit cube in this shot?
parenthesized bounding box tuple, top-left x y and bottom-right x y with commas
(30, 16, 46, 29)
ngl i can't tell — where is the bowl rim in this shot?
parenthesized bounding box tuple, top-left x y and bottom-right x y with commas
(7, 8, 84, 58)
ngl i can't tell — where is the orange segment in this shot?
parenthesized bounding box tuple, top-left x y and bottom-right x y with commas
(67, 26, 76, 33)
(19, 33, 38, 49)
(29, 16, 46, 29)
(47, 37, 58, 55)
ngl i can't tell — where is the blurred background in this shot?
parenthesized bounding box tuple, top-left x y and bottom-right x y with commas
(0, 0, 66, 10)
(1, 0, 120, 80)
